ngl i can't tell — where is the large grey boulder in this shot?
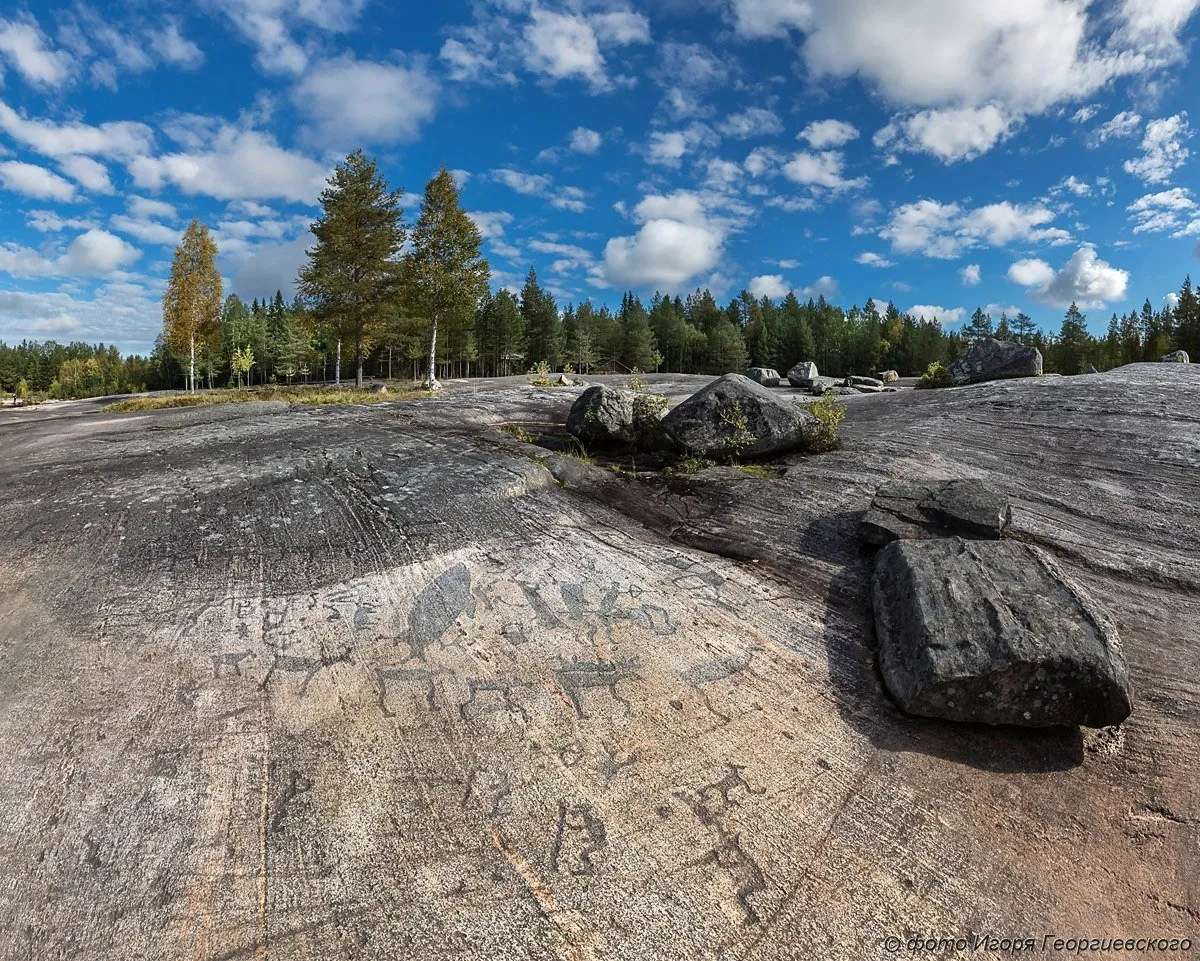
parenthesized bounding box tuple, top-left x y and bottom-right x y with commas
(745, 367, 781, 387)
(860, 479, 1012, 548)
(1161, 350, 1190, 363)
(949, 339, 1043, 385)
(787, 361, 819, 388)
(567, 385, 637, 446)
(662, 373, 819, 459)
(879, 370, 900, 384)
(873, 538, 1134, 728)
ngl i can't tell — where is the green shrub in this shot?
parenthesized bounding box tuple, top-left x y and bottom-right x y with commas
(806, 394, 846, 453)
(500, 424, 542, 444)
(917, 361, 953, 390)
(717, 400, 754, 461)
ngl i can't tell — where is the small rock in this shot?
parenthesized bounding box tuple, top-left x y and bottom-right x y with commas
(662, 373, 819, 459)
(879, 370, 900, 384)
(787, 361, 819, 388)
(860, 479, 1012, 548)
(553, 372, 577, 386)
(745, 367, 782, 387)
(1087, 364, 1099, 374)
(873, 538, 1134, 728)
(372, 384, 389, 394)
(1161, 350, 1190, 364)
(949, 338, 1043, 385)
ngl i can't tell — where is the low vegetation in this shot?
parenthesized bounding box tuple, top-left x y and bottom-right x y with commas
(805, 394, 847, 452)
(917, 361, 954, 390)
(105, 385, 424, 412)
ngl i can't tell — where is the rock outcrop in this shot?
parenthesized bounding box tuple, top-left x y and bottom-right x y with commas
(745, 367, 781, 387)
(1161, 350, 1190, 363)
(860, 479, 1012, 548)
(787, 361, 819, 389)
(662, 373, 818, 458)
(949, 338, 1043, 385)
(879, 370, 899, 384)
(849, 375, 884, 388)
(873, 538, 1134, 728)
(566, 385, 637, 446)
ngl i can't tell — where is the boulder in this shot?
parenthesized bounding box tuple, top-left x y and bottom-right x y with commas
(1161, 350, 1190, 364)
(873, 538, 1134, 728)
(745, 367, 781, 387)
(879, 370, 900, 384)
(566, 385, 637, 446)
(787, 361, 819, 388)
(948, 338, 1043, 385)
(662, 373, 819, 459)
(849, 375, 884, 388)
(553, 372, 578, 386)
(808, 377, 841, 396)
(372, 384, 389, 394)
(860, 479, 1012, 548)
(852, 384, 884, 394)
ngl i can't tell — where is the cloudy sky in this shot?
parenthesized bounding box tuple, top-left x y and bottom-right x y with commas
(1, 0, 1198, 353)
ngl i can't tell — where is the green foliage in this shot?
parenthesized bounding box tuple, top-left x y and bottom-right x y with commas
(163, 218, 222, 392)
(806, 394, 846, 453)
(300, 149, 407, 388)
(917, 361, 954, 389)
(666, 456, 716, 475)
(736, 463, 774, 478)
(521, 268, 560, 370)
(528, 359, 556, 387)
(500, 424, 542, 444)
(717, 401, 754, 462)
(15, 378, 30, 402)
(105, 386, 419, 413)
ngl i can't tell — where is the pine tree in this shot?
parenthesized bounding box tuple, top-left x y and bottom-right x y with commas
(1013, 312, 1037, 344)
(964, 308, 994, 343)
(402, 168, 489, 390)
(1175, 276, 1200, 358)
(618, 293, 660, 371)
(299, 149, 406, 388)
(1058, 302, 1088, 373)
(163, 218, 221, 393)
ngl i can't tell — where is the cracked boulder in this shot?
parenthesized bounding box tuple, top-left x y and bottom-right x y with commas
(873, 538, 1134, 728)
(662, 373, 819, 459)
(787, 361, 819, 388)
(1161, 350, 1190, 363)
(860, 479, 1012, 548)
(567, 385, 637, 446)
(949, 338, 1043, 385)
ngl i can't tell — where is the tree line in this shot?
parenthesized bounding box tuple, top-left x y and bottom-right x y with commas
(4, 147, 1199, 398)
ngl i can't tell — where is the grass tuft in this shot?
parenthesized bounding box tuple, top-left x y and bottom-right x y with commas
(105, 385, 427, 412)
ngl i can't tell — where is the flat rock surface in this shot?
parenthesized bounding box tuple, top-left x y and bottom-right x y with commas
(873, 538, 1134, 727)
(0, 366, 1198, 959)
(860, 478, 1012, 546)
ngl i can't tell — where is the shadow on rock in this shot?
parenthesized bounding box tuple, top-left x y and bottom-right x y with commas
(798, 513, 1086, 774)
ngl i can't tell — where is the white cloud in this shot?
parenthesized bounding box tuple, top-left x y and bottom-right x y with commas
(109, 215, 180, 245)
(130, 125, 329, 203)
(1050, 175, 1091, 197)
(150, 21, 204, 69)
(228, 235, 311, 299)
(856, 252, 894, 268)
(881, 198, 1070, 259)
(603, 219, 723, 288)
(569, 127, 602, 153)
(646, 124, 717, 167)
(490, 168, 587, 212)
(26, 210, 98, 232)
(651, 41, 734, 120)
(1008, 247, 1129, 308)
(748, 274, 791, 298)
(799, 119, 859, 148)
(129, 195, 177, 220)
(1127, 188, 1199, 235)
(0, 282, 160, 353)
(0, 101, 153, 159)
(0, 228, 139, 278)
(960, 263, 981, 286)
(522, 8, 647, 91)
(719, 107, 783, 139)
(468, 210, 514, 240)
(1091, 110, 1142, 144)
(0, 160, 76, 201)
(292, 54, 439, 146)
(796, 275, 839, 299)
(58, 155, 113, 194)
(729, 0, 813, 38)
(744, 146, 784, 177)
(782, 150, 867, 190)
(1163, 291, 1181, 310)
(908, 304, 965, 325)
(1124, 114, 1191, 184)
(874, 105, 1018, 162)
(212, 0, 367, 75)
(0, 15, 74, 88)
(1071, 105, 1098, 124)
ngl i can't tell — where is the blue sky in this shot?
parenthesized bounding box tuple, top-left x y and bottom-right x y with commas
(0, 0, 1198, 354)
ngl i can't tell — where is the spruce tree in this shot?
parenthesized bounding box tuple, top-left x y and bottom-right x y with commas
(299, 149, 406, 388)
(521, 268, 561, 369)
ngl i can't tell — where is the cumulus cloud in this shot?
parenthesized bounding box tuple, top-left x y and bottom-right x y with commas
(569, 127, 602, 153)
(960, 263, 982, 286)
(880, 199, 1070, 259)
(1091, 110, 1142, 144)
(0, 160, 77, 201)
(1123, 114, 1191, 184)
(907, 305, 965, 325)
(856, 252, 894, 268)
(130, 125, 329, 203)
(719, 107, 783, 139)
(0, 15, 74, 88)
(799, 119, 859, 148)
(490, 168, 587, 212)
(1127, 188, 1199, 236)
(292, 55, 439, 146)
(468, 210, 514, 240)
(796, 275, 839, 299)
(0, 101, 153, 159)
(211, 0, 367, 75)
(0, 229, 139, 278)
(646, 124, 717, 167)
(1008, 247, 1129, 308)
(874, 105, 1018, 162)
(522, 7, 648, 90)
(1163, 291, 1181, 310)
(650, 41, 735, 120)
(782, 151, 867, 191)
(58, 155, 113, 194)
(0, 282, 160, 352)
(748, 274, 791, 298)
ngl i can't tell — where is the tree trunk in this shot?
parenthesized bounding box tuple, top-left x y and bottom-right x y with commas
(423, 315, 441, 391)
(388, 347, 393, 382)
(335, 340, 341, 387)
(355, 324, 364, 389)
(189, 333, 195, 394)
